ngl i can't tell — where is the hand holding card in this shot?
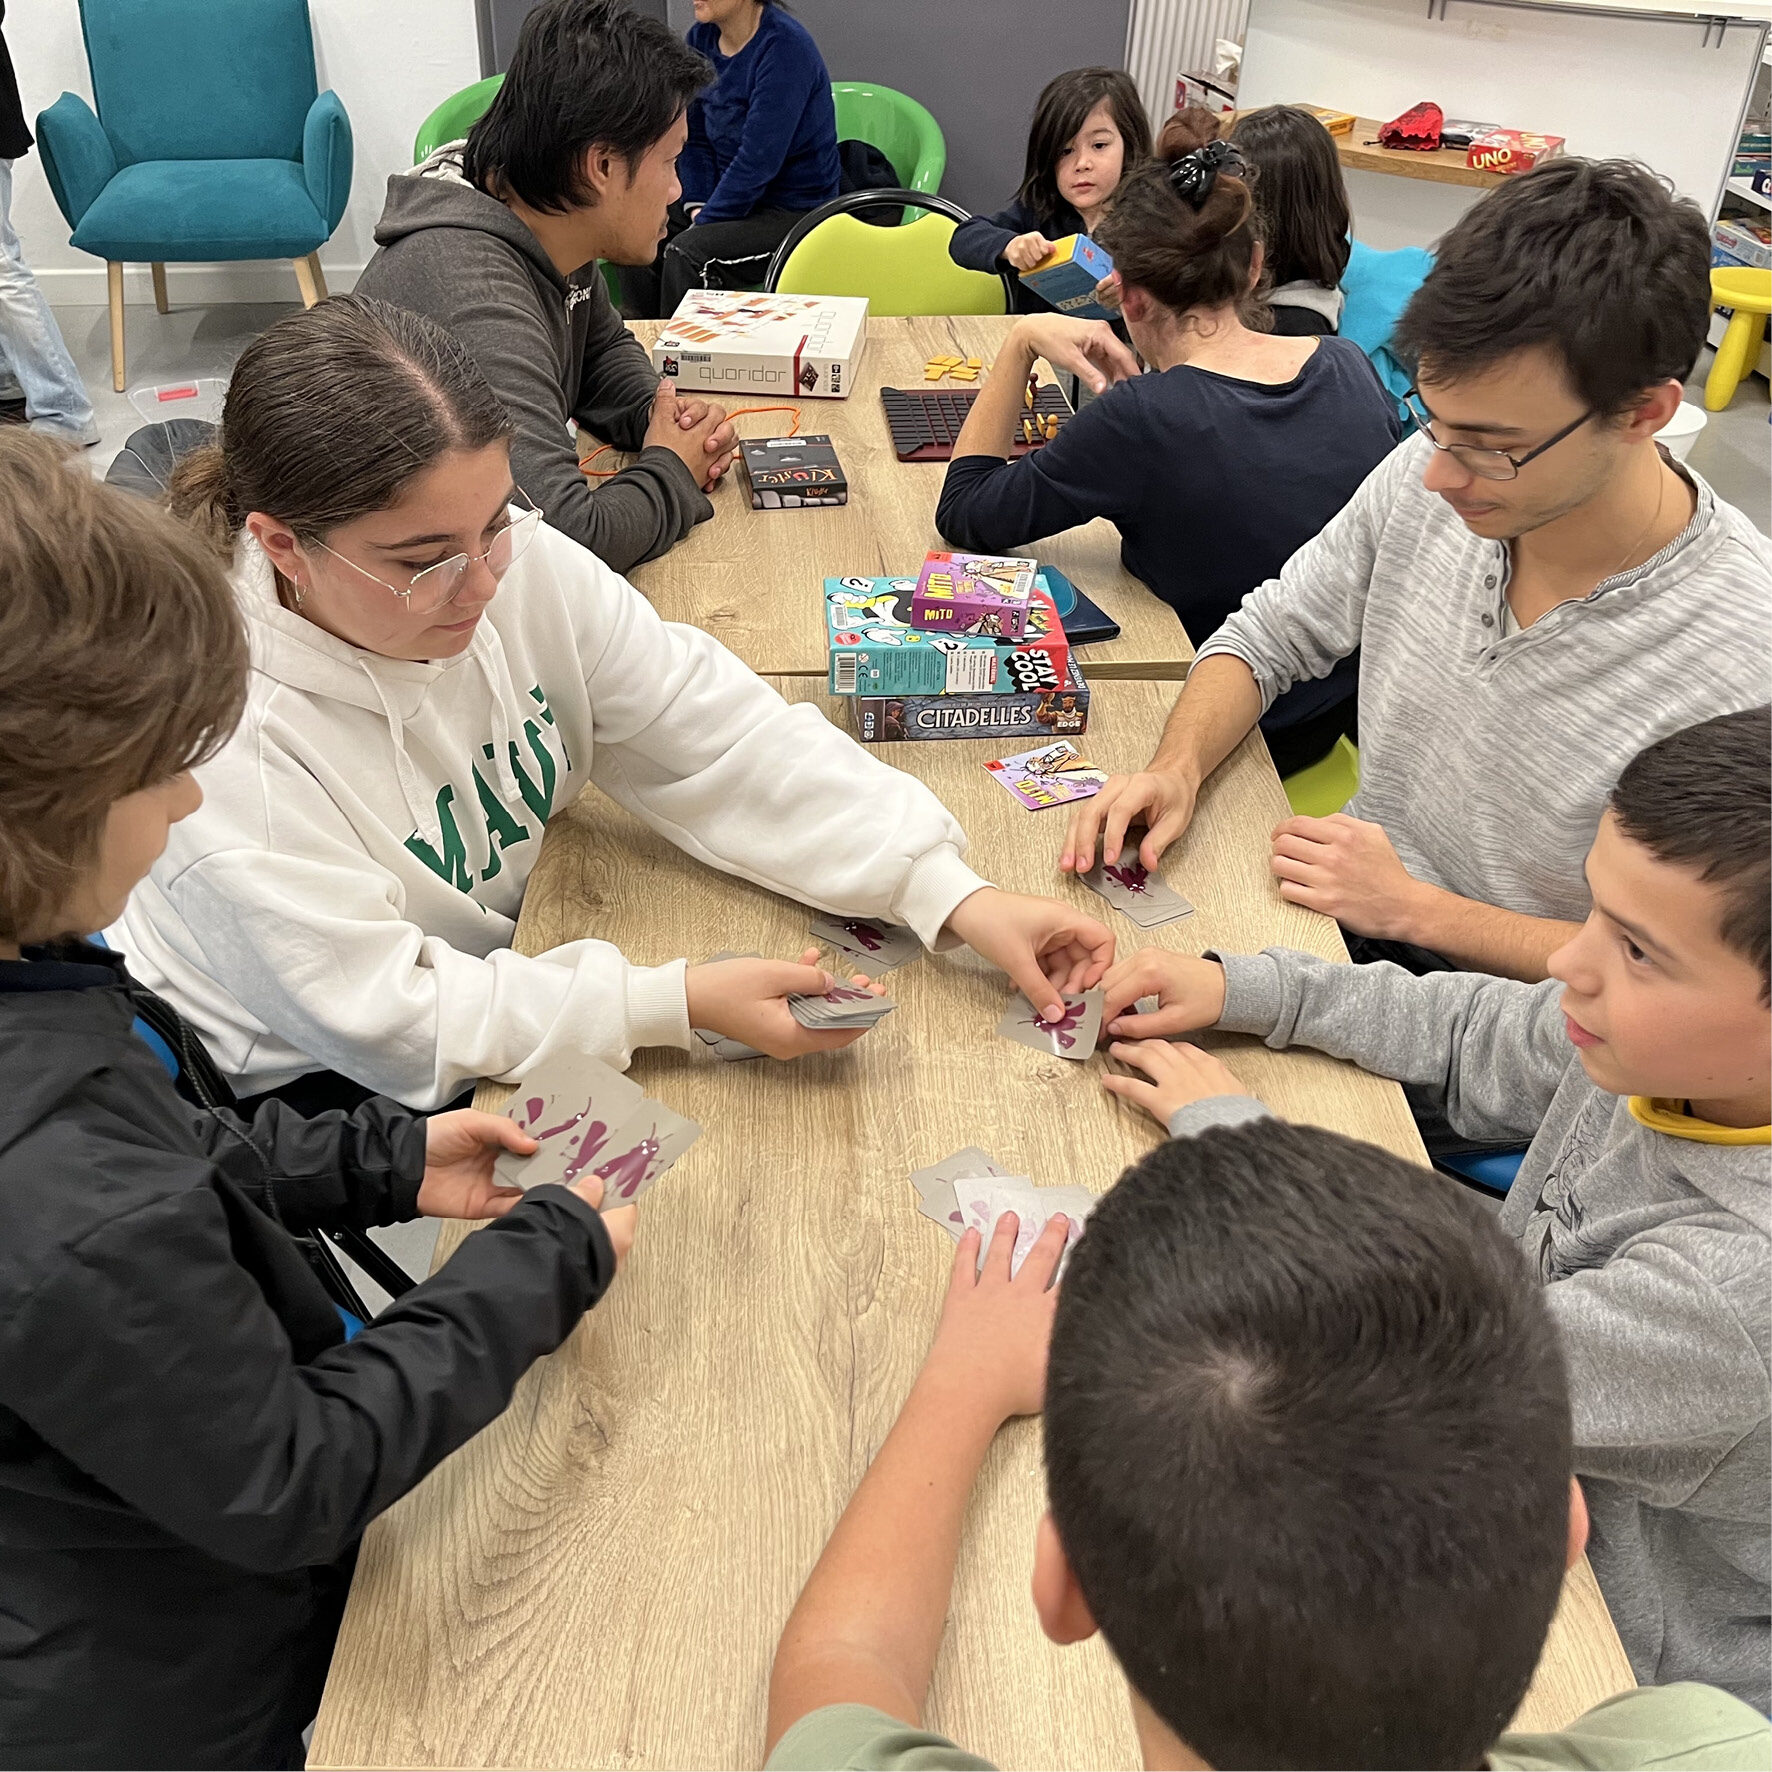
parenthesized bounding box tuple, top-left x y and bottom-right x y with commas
(686, 947, 888, 1059)
(1081, 843, 1194, 929)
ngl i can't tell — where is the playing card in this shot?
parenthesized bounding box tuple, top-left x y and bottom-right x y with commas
(996, 989, 1104, 1061)
(492, 1053, 645, 1190)
(692, 1025, 765, 1062)
(587, 1099, 703, 1204)
(808, 915, 921, 975)
(909, 1147, 1016, 1242)
(919, 1146, 1013, 1185)
(788, 982, 896, 1030)
(983, 740, 1110, 811)
(1081, 845, 1195, 928)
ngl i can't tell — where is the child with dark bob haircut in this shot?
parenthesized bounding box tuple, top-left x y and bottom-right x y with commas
(0, 429, 635, 1769)
(1230, 102, 1353, 335)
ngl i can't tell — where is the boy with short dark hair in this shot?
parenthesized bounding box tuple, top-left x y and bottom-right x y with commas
(1101, 707, 1772, 1710)
(356, 0, 736, 572)
(0, 432, 633, 1769)
(765, 1123, 1768, 1770)
(1063, 158, 1771, 986)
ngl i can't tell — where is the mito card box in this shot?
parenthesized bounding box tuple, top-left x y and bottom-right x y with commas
(852, 658, 1091, 745)
(910, 551, 1039, 640)
(826, 574, 1070, 697)
(653, 291, 868, 399)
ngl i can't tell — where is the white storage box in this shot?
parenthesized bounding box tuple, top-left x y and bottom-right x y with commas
(651, 291, 868, 400)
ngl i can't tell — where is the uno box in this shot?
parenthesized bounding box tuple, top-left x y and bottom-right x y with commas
(741, 436, 847, 508)
(910, 551, 1039, 640)
(1019, 234, 1116, 320)
(652, 291, 868, 399)
(852, 658, 1092, 745)
(825, 574, 1070, 697)
(1466, 129, 1565, 175)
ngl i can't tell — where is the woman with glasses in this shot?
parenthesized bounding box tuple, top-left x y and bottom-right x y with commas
(118, 295, 1111, 1115)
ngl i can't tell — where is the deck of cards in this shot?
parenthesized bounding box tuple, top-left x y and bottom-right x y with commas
(997, 988, 1103, 1061)
(788, 981, 896, 1031)
(910, 1146, 1093, 1275)
(984, 739, 1109, 811)
(494, 1052, 701, 1203)
(808, 914, 921, 977)
(1081, 844, 1195, 928)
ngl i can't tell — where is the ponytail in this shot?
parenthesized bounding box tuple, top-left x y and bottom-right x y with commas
(166, 443, 244, 559)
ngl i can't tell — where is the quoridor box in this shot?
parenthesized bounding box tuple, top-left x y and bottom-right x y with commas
(652, 291, 869, 400)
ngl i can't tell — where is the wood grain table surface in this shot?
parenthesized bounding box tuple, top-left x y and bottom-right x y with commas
(309, 680, 1633, 1770)
(619, 315, 1195, 681)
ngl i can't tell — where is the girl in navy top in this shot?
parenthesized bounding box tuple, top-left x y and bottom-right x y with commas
(949, 67, 1152, 313)
(619, 0, 839, 319)
(937, 108, 1400, 776)
(1230, 104, 1353, 337)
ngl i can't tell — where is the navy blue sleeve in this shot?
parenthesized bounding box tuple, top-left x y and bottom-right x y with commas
(696, 28, 825, 224)
(949, 198, 1042, 274)
(936, 383, 1145, 553)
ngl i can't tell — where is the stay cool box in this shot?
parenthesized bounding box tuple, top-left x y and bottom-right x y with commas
(652, 291, 868, 399)
(852, 658, 1091, 744)
(826, 575, 1070, 696)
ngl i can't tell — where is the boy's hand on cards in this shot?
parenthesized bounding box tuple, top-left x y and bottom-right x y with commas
(1101, 1039, 1250, 1128)
(1004, 230, 1055, 271)
(565, 1169, 638, 1272)
(945, 887, 1114, 1021)
(1011, 314, 1140, 394)
(1060, 766, 1198, 876)
(1101, 951, 1226, 1038)
(419, 1110, 531, 1220)
(686, 948, 885, 1058)
(926, 1212, 1069, 1423)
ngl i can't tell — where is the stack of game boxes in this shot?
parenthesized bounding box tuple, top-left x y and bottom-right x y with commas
(825, 551, 1091, 745)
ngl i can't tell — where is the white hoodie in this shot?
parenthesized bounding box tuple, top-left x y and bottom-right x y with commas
(114, 520, 989, 1108)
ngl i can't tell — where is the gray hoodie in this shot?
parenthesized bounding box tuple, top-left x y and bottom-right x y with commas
(1168, 949, 1770, 1711)
(354, 147, 711, 574)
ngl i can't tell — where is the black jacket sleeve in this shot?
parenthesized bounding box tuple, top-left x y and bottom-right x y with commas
(0, 1173, 615, 1575)
(949, 199, 1042, 274)
(196, 1095, 427, 1233)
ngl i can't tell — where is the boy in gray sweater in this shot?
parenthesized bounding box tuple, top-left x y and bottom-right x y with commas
(1101, 708, 1770, 1709)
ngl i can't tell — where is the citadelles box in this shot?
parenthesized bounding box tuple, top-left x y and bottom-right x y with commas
(652, 291, 868, 399)
(852, 659, 1091, 744)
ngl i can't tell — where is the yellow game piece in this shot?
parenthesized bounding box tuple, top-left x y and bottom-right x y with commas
(949, 368, 978, 382)
(965, 357, 982, 369)
(924, 367, 944, 381)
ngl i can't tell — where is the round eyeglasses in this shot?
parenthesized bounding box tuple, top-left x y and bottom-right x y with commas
(315, 491, 544, 615)
(1403, 391, 1594, 483)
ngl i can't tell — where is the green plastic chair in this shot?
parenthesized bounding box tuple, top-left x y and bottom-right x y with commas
(831, 82, 946, 197)
(412, 74, 503, 164)
(1282, 735, 1360, 818)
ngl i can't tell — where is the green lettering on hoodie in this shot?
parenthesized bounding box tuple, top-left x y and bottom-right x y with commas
(405, 783, 475, 891)
(472, 756, 531, 882)
(509, 719, 559, 825)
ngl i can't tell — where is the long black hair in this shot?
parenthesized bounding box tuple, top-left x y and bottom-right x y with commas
(1017, 67, 1153, 224)
(1230, 104, 1351, 289)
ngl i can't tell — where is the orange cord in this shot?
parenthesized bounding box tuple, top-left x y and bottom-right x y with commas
(579, 403, 802, 477)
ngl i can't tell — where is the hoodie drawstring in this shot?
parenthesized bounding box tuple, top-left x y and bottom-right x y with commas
(477, 633, 521, 801)
(361, 662, 443, 848)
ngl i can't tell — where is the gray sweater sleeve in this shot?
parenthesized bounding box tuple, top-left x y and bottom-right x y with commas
(1214, 948, 1574, 1143)
(1191, 436, 1418, 712)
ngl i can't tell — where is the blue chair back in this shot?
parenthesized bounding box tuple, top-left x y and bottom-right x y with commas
(78, 0, 319, 166)
(1341, 238, 1434, 431)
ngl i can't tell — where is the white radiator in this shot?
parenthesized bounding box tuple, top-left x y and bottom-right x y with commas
(1124, 0, 1250, 127)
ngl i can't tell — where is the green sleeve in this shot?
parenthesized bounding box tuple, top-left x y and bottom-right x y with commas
(1488, 1683, 1772, 1771)
(766, 1705, 998, 1772)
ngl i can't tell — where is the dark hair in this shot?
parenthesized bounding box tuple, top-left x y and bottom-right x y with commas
(1094, 107, 1257, 318)
(463, 0, 711, 214)
(1045, 1121, 1572, 1770)
(167, 294, 513, 552)
(1231, 103, 1350, 290)
(1610, 707, 1771, 997)
(1394, 158, 1711, 415)
(0, 432, 246, 943)
(1018, 66, 1153, 222)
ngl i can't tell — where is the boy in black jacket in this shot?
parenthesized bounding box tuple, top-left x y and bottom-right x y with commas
(0, 431, 635, 1771)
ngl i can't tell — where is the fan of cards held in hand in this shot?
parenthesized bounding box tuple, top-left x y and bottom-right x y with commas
(911, 1146, 1094, 1276)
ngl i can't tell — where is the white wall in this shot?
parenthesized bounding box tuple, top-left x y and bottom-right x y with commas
(5, 0, 480, 306)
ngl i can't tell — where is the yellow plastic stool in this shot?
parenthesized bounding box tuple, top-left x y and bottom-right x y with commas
(1703, 267, 1772, 411)
(1282, 735, 1360, 818)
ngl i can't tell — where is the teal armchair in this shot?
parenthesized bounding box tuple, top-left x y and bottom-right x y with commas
(37, 0, 352, 390)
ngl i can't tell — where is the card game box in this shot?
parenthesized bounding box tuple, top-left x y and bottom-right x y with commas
(1019, 233, 1116, 321)
(911, 551, 1039, 640)
(826, 574, 1070, 697)
(652, 291, 868, 400)
(741, 435, 847, 508)
(851, 658, 1090, 744)
(1466, 128, 1564, 175)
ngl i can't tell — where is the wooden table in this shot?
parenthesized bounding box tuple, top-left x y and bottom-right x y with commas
(620, 316, 1195, 681)
(310, 682, 1633, 1770)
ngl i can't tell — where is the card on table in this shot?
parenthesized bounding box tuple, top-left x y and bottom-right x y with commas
(1080, 844, 1195, 928)
(983, 740, 1110, 811)
(909, 1147, 1020, 1242)
(955, 1178, 1095, 1275)
(996, 988, 1104, 1061)
(807, 914, 921, 975)
(788, 981, 896, 1031)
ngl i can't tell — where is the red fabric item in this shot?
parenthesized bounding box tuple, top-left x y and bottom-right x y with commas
(1379, 101, 1444, 151)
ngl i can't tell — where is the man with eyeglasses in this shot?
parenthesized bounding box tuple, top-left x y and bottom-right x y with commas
(1060, 156, 1770, 986)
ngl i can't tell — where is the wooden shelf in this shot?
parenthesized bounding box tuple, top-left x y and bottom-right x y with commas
(1336, 119, 1514, 188)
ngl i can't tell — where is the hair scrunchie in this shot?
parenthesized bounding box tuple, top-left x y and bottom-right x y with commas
(1167, 139, 1245, 209)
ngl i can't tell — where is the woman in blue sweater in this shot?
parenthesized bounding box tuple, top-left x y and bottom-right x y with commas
(619, 0, 839, 319)
(937, 109, 1400, 777)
